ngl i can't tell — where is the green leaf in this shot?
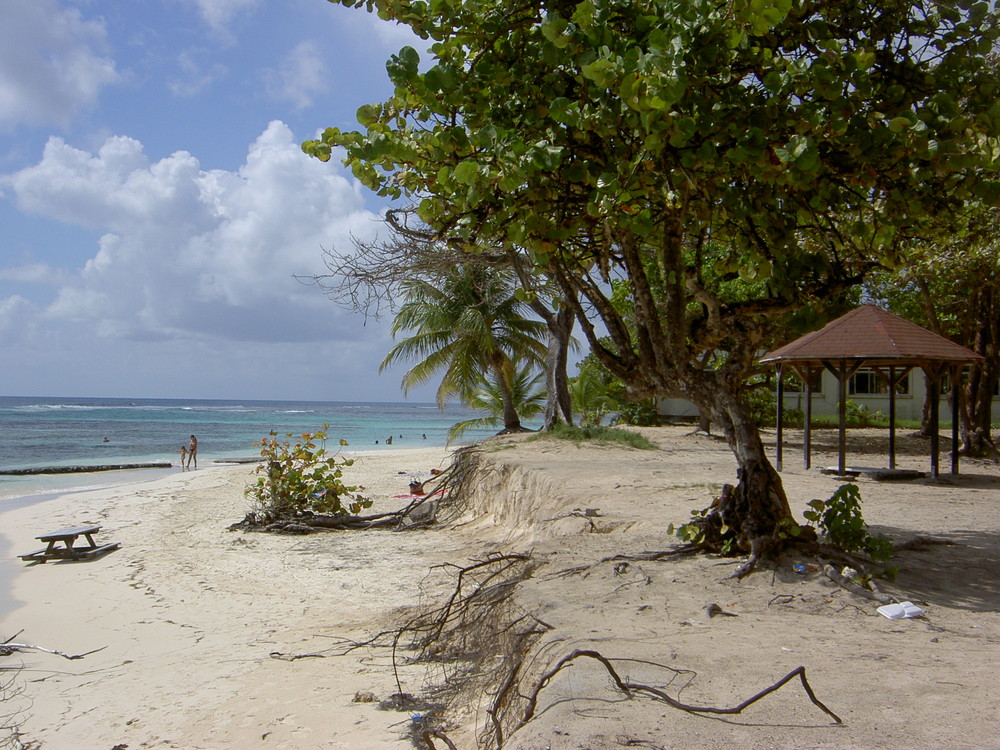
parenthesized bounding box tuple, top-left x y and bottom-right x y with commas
(540, 14, 568, 43)
(453, 160, 481, 184)
(571, 0, 597, 27)
(581, 58, 616, 88)
(356, 104, 378, 127)
(423, 65, 453, 92)
(386, 46, 421, 85)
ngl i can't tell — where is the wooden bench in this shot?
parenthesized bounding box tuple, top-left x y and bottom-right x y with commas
(20, 525, 120, 563)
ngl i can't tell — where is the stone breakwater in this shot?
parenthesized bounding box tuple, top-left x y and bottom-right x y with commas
(0, 462, 173, 475)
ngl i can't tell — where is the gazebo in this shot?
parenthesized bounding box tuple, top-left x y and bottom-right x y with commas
(760, 305, 983, 478)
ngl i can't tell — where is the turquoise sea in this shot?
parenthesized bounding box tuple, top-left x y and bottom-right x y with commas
(0, 396, 500, 502)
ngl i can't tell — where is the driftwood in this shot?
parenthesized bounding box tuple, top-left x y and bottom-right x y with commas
(822, 565, 896, 605)
(268, 651, 327, 661)
(518, 649, 843, 728)
(1, 631, 105, 661)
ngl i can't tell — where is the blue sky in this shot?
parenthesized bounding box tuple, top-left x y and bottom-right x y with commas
(0, 0, 440, 402)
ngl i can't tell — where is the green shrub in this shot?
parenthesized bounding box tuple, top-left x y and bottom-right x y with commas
(843, 400, 888, 427)
(246, 427, 371, 516)
(747, 384, 776, 426)
(614, 398, 660, 426)
(538, 422, 658, 449)
(780, 407, 805, 427)
(804, 483, 892, 561)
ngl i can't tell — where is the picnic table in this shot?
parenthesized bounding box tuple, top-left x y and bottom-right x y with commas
(19, 524, 120, 563)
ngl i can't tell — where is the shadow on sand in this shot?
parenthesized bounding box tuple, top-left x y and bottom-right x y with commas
(869, 525, 1000, 614)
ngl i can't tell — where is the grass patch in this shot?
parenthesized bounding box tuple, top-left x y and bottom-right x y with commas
(807, 415, 930, 430)
(531, 423, 659, 449)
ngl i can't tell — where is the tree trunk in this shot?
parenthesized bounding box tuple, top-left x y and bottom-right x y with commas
(918, 371, 935, 438)
(691, 378, 794, 556)
(960, 287, 999, 458)
(494, 362, 523, 433)
(543, 305, 575, 429)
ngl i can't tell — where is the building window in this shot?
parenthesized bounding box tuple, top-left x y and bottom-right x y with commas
(783, 369, 823, 394)
(848, 368, 909, 396)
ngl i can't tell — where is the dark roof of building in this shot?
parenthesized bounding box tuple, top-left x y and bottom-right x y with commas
(760, 304, 983, 366)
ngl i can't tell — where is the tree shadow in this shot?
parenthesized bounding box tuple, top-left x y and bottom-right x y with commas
(869, 525, 1000, 613)
(914, 472, 1000, 491)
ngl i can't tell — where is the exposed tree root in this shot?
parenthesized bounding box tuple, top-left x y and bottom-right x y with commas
(602, 544, 706, 564)
(822, 565, 895, 605)
(421, 729, 459, 750)
(893, 535, 957, 551)
(3, 632, 100, 750)
(517, 649, 843, 729)
(731, 536, 764, 579)
(317, 547, 848, 749)
(316, 552, 543, 747)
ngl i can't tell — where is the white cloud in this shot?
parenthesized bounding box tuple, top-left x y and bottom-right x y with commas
(186, 0, 259, 37)
(357, 13, 425, 54)
(263, 41, 328, 110)
(3, 121, 382, 345)
(0, 295, 33, 329)
(167, 50, 228, 97)
(0, 0, 119, 130)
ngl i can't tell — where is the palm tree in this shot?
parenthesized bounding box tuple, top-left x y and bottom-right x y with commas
(569, 361, 617, 426)
(447, 364, 546, 443)
(381, 265, 547, 432)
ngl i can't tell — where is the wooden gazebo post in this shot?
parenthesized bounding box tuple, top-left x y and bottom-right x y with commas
(823, 359, 863, 476)
(951, 364, 962, 475)
(791, 363, 819, 470)
(775, 363, 784, 471)
(924, 365, 942, 478)
(871, 365, 912, 470)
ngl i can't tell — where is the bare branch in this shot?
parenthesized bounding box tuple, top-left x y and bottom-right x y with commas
(518, 649, 843, 728)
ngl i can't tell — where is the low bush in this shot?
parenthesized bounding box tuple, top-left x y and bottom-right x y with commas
(804, 483, 892, 561)
(538, 423, 658, 449)
(246, 427, 371, 517)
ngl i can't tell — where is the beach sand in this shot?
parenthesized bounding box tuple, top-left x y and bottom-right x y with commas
(2, 428, 999, 749)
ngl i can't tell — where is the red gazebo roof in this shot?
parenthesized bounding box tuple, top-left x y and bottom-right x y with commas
(761, 304, 982, 366)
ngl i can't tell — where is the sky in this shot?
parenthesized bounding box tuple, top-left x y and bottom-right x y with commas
(0, 0, 442, 402)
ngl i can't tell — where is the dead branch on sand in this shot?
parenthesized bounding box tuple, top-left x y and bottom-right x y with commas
(518, 649, 843, 727)
(822, 565, 895, 605)
(421, 728, 460, 750)
(3, 632, 102, 750)
(2, 633, 105, 662)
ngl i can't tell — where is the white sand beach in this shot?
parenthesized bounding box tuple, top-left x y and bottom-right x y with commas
(2, 428, 999, 749)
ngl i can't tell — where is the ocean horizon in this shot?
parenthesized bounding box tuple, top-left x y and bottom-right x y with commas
(0, 396, 506, 502)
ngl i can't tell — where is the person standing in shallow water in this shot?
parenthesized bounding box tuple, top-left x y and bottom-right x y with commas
(178, 444, 189, 470)
(187, 435, 198, 469)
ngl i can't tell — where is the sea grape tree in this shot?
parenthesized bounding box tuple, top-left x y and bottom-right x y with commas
(305, 0, 1000, 569)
